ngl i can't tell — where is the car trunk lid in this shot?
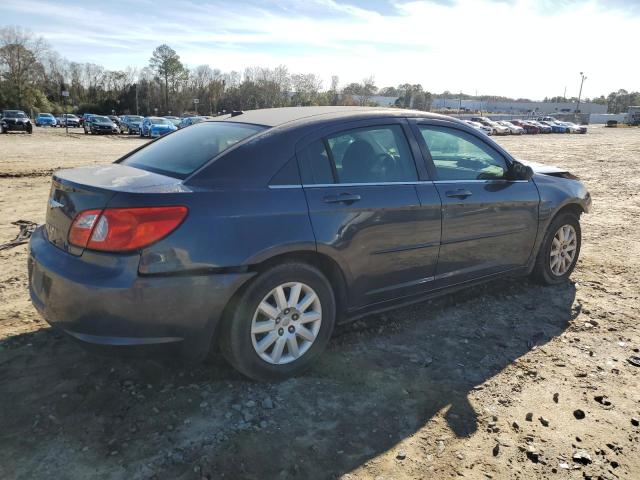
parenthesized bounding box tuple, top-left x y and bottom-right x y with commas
(45, 164, 185, 255)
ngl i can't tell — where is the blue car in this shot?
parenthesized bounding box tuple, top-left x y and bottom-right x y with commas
(545, 121, 571, 133)
(28, 107, 592, 380)
(140, 116, 177, 138)
(35, 113, 57, 127)
(178, 116, 212, 129)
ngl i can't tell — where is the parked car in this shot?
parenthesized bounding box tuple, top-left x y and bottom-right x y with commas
(1, 110, 33, 134)
(164, 116, 181, 127)
(470, 116, 509, 135)
(120, 115, 144, 135)
(178, 116, 213, 129)
(510, 119, 540, 134)
(528, 120, 552, 133)
(497, 121, 525, 135)
(57, 114, 80, 128)
(463, 120, 492, 135)
(108, 115, 123, 132)
(560, 121, 587, 134)
(80, 113, 94, 127)
(35, 113, 57, 127)
(540, 121, 570, 133)
(28, 106, 591, 380)
(83, 115, 119, 135)
(140, 116, 178, 137)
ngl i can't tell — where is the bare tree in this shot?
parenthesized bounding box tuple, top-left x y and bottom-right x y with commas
(0, 26, 48, 109)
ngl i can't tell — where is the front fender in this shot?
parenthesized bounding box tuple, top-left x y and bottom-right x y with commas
(525, 173, 591, 272)
(533, 173, 591, 221)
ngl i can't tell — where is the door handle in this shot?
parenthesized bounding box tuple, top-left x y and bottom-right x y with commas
(445, 189, 473, 199)
(323, 193, 362, 204)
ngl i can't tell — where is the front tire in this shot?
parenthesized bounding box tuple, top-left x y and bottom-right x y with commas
(220, 262, 336, 381)
(531, 212, 581, 285)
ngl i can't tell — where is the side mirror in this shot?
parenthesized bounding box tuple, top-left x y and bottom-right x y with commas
(509, 161, 534, 181)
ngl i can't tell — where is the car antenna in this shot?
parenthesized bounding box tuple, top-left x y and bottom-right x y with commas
(230, 110, 244, 117)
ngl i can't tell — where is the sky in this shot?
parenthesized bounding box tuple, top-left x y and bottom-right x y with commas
(1, 0, 639, 100)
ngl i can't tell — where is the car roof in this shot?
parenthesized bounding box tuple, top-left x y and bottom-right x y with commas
(211, 106, 452, 128)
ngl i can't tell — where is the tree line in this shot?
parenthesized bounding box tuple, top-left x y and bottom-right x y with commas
(0, 26, 637, 116)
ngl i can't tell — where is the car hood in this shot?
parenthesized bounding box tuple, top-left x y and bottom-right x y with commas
(151, 123, 174, 128)
(93, 122, 115, 126)
(517, 159, 569, 175)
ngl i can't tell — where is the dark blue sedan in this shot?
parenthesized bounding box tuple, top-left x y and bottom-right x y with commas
(28, 107, 591, 380)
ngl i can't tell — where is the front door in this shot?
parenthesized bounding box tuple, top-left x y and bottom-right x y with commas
(299, 120, 442, 309)
(414, 122, 540, 286)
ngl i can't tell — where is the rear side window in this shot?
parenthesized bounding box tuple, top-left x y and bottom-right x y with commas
(299, 124, 417, 185)
(298, 140, 335, 184)
(122, 121, 266, 178)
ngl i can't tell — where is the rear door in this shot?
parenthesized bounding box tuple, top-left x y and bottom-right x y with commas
(299, 118, 442, 309)
(411, 120, 539, 286)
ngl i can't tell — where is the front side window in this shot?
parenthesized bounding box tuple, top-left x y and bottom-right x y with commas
(121, 121, 266, 178)
(419, 126, 508, 181)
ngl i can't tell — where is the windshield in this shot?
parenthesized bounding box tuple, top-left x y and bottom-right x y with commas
(39, 113, 54, 118)
(92, 116, 110, 122)
(4, 111, 27, 119)
(128, 116, 143, 122)
(121, 121, 267, 178)
(149, 117, 170, 125)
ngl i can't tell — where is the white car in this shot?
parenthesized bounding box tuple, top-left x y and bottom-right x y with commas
(463, 120, 492, 135)
(470, 117, 509, 135)
(560, 121, 586, 134)
(497, 121, 525, 135)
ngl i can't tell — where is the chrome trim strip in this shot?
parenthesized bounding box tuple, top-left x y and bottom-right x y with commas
(268, 179, 528, 189)
(432, 179, 529, 184)
(268, 184, 303, 189)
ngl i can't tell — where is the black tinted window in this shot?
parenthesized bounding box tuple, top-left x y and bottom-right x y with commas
(122, 121, 266, 178)
(326, 125, 417, 183)
(298, 140, 334, 184)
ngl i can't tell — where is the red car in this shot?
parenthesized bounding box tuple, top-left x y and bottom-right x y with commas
(511, 119, 540, 134)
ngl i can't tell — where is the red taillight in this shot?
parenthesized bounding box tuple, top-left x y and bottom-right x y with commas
(68, 206, 188, 252)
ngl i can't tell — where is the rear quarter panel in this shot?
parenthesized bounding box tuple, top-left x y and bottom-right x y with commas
(106, 188, 316, 275)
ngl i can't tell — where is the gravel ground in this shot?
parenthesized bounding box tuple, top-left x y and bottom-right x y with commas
(0, 126, 638, 479)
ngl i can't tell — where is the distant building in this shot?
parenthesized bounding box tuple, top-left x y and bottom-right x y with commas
(432, 98, 606, 115)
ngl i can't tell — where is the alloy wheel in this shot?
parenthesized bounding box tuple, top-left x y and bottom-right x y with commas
(550, 224, 577, 276)
(251, 282, 322, 365)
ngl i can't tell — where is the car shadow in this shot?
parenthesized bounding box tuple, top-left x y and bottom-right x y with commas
(0, 278, 577, 479)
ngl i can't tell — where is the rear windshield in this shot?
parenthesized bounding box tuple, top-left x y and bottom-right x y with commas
(121, 121, 267, 178)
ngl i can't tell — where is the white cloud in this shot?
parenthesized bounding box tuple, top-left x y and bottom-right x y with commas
(1, 0, 638, 98)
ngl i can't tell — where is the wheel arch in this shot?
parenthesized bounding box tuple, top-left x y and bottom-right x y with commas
(212, 250, 350, 355)
(249, 250, 350, 321)
(553, 202, 584, 220)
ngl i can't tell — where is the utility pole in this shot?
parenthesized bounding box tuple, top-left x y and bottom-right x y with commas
(563, 86, 566, 102)
(135, 83, 139, 116)
(576, 72, 587, 114)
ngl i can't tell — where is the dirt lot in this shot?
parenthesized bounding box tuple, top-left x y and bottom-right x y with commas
(0, 126, 638, 480)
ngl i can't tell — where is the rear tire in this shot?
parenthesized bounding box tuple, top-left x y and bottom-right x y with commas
(220, 262, 336, 381)
(531, 212, 581, 285)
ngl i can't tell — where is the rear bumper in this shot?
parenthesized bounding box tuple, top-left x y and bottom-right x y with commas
(28, 226, 254, 360)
